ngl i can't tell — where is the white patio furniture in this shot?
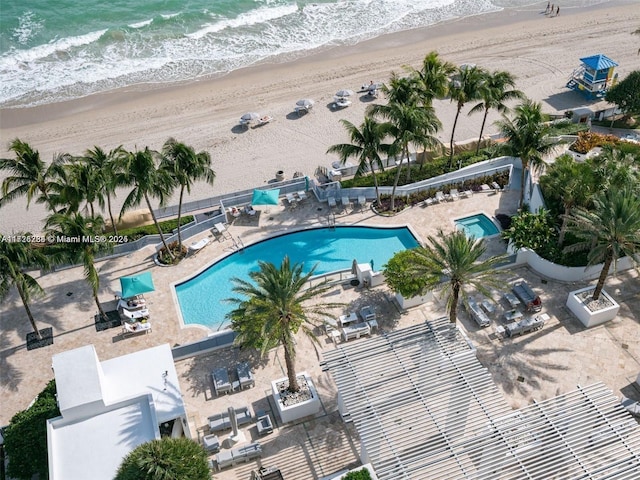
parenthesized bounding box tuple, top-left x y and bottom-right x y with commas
(360, 305, 376, 322)
(328, 196, 337, 208)
(358, 196, 366, 209)
(211, 367, 232, 396)
(296, 190, 308, 201)
(236, 362, 255, 389)
(341, 196, 351, 210)
(449, 189, 459, 201)
(503, 309, 524, 322)
(203, 434, 220, 453)
(214, 222, 231, 241)
(122, 320, 152, 335)
(188, 238, 210, 256)
(256, 411, 274, 436)
(503, 292, 521, 309)
(342, 322, 371, 341)
(435, 191, 445, 203)
(338, 312, 359, 327)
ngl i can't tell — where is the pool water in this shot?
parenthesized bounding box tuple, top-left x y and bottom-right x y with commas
(175, 226, 419, 330)
(455, 214, 500, 239)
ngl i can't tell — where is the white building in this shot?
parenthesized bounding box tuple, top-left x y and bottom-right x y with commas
(47, 343, 190, 480)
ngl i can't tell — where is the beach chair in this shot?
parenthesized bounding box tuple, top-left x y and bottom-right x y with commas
(449, 189, 459, 201)
(188, 237, 210, 256)
(255, 115, 273, 126)
(286, 192, 298, 209)
(244, 205, 257, 216)
(213, 222, 231, 241)
(341, 196, 351, 210)
(358, 196, 367, 209)
(236, 362, 255, 389)
(435, 191, 445, 203)
(296, 190, 308, 202)
(211, 367, 232, 396)
(327, 196, 337, 208)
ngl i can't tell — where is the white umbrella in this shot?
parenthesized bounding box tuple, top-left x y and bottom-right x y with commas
(296, 98, 314, 108)
(240, 112, 260, 123)
(335, 89, 354, 98)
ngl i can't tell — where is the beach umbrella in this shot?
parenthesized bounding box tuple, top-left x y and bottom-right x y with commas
(241, 112, 260, 123)
(335, 89, 354, 98)
(120, 272, 155, 298)
(251, 188, 280, 206)
(296, 98, 314, 108)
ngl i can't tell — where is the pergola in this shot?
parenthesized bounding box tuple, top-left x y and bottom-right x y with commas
(321, 319, 640, 479)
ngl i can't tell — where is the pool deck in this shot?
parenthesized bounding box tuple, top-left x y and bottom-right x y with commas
(1, 189, 639, 479)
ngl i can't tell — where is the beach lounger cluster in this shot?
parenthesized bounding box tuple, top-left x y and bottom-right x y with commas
(208, 405, 253, 432)
(211, 363, 255, 396)
(212, 442, 262, 470)
(326, 307, 378, 343)
(512, 281, 542, 312)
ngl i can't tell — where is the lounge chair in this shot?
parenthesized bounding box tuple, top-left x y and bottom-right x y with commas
(341, 196, 351, 210)
(213, 222, 232, 241)
(435, 191, 445, 203)
(211, 367, 232, 396)
(333, 97, 351, 108)
(203, 434, 220, 453)
(491, 181, 501, 191)
(122, 320, 151, 335)
(188, 237, 210, 256)
(449, 189, 459, 201)
(236, 362, 255, 389)
(244, 205, 257, 216)
(358, 196, 366, 209)
(296, 190, 308, 201)
(327, 196, 337, 208)
(256, 115, 273, 126)
(421, 197, 434, 207)
(286, 192, 298, 208)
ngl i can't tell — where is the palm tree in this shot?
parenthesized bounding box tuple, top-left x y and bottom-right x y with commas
(83, 146, 128, 235)
(161, 138, 215, 251)
(45, 213, 113, 320)
(0, 139, 69, 210)
(0, 235, 50, 340)
(591, 147, 640, 192)
(412, 230, 504, 324)
(369, 76, 442, 210)
(226, 256, 342, 393)
(496, 99, 554, 206)
(539, 155, 596, 246)
(121, 148, 177, 261)
(468, 70, 524, 154)
(564, 188, 640, 301)
(408, 51, 455, 106)
(326, 117, 393, 204)
(404, 229, 506, 324)
(115, 437, 209, 480)
(448, 65, 486, 165)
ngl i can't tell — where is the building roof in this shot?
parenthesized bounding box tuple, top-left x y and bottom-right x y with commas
(321, 319, 640, 479)
(580, 54, 618, 70)
(48, 344, 186, 480)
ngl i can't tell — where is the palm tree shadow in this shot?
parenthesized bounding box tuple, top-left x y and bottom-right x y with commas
(0, 330, 23, 391)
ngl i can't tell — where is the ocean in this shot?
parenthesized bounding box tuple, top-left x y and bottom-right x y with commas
(0, 0, 604, 108)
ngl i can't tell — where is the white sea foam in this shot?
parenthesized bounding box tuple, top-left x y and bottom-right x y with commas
(12, 11, 44, 45)
(129, 19, 153, 29)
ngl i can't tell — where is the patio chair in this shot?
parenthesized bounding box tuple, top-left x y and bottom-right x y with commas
(211, 367, 232, 396)
(327, 196, 337, 208)
(244, 205, 257, 216)
(449, 189, 459, 201)
(203, 434, 220, 453)
(358, 196, 367, 209)
(188, 237, 210, 256)
(296, 190, 308, 202)
(341, 196, 351, 210)
(360, 305, 376, 322)
(213, 222, 231, 241)
(236, 362, 255, 389)
(435, 191, 445, 203)
(256, 411, 274, 436)
(286, 192, 298, 209)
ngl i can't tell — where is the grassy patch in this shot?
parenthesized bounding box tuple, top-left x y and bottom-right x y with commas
(116, 215, 195, 241)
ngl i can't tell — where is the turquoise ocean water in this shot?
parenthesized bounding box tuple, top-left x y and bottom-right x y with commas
(0, 0, 605, 108)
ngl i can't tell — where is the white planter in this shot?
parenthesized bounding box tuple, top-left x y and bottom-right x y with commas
(271, 372, 321, 423)
(395, 291, 433, 309)
(566, 286, 620, 327)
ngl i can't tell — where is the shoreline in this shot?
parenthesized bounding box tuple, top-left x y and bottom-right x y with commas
(1, 0, 639, 236)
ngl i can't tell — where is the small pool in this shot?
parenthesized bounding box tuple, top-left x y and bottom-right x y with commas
(175, 226, 419, 330)
(455, 213, 500, 239)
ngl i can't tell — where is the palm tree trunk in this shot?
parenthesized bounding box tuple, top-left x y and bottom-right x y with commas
(106, 194, 118, 236)
(519, 162, 528, 207)
(369, 160, 381, 204)
(94, 289, 108, 321)
(389, 157, 405, 211)
(449, 105, 462, 166)
(450, 284, 460, 324)
(145, 193, 175, 260)
(15, 280, 42, 340)
(177, 185, 185, 250)
(476, 109, 489, 155)
(283, 343, 299, 393)
(558, 204, 571, 247)
(404, 147, 411, 183)
(592, 253, 613, 301)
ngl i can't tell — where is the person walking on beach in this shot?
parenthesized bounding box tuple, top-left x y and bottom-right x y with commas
(556, 6, 560, 16)
(545, 2, 550, 13)
(550, 4, 554, 16)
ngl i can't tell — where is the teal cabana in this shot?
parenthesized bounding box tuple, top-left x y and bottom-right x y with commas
(566, 54, 618, 99)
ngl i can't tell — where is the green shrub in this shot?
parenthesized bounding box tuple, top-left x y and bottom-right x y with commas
(117, 215, 194, 241)
(343, 468, 373, 480)
(4, 379, 60, 480)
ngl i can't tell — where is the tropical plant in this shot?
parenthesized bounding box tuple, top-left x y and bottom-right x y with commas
(114, 437, 209, 480)
(383, 249, 432, 298)
(120, 148, 177, 261)
(0, 234, 50, 339)
(327, 117, 393, 203)
(386, 229, 505, 324)
(407, 50, 455, 105)
(605, 70, 640, 119)
(160, 138, 215, 251)
(448, 65, 486, 164)
(369, 76, 442, 210)
(501, 208, 558, 258)
(45, 213, 113, 320)
(0, 139, 69, 210)
(591, 146, 640, 192)
(539, 155, 596, 246)
(83, 146, 128, 235)
(468, 70, 524, 154)
(496, 99, 554, 206)
(226, 256, 342, 393)
(563, 188, 640, 301)
(3, 380, 59, 480)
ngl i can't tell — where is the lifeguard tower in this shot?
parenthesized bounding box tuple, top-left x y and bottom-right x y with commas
(566, 54, 618, 100)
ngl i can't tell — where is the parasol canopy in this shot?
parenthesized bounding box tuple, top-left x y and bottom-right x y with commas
(120, 272, 155, 298)
(251, 188, 280, 206)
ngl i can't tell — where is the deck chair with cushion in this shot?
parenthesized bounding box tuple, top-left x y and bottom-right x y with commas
(213, 222, 232, 241)
(212, 367, 232, 396)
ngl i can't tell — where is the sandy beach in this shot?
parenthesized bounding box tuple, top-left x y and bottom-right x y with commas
(1, 1, 639, 234)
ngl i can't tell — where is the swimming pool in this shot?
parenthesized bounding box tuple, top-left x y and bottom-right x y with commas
(175, 226, 419, 330)
(455, 213, 500, 239)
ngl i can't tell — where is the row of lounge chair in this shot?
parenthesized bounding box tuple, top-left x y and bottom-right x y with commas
(285, 191, 308, 208)
(327, 195, 366, 211)
(212, 363, 255, 396)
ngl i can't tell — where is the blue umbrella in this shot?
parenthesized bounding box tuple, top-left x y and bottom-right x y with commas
(120, 272, 155, 298)
(251, 188, 280, 206)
